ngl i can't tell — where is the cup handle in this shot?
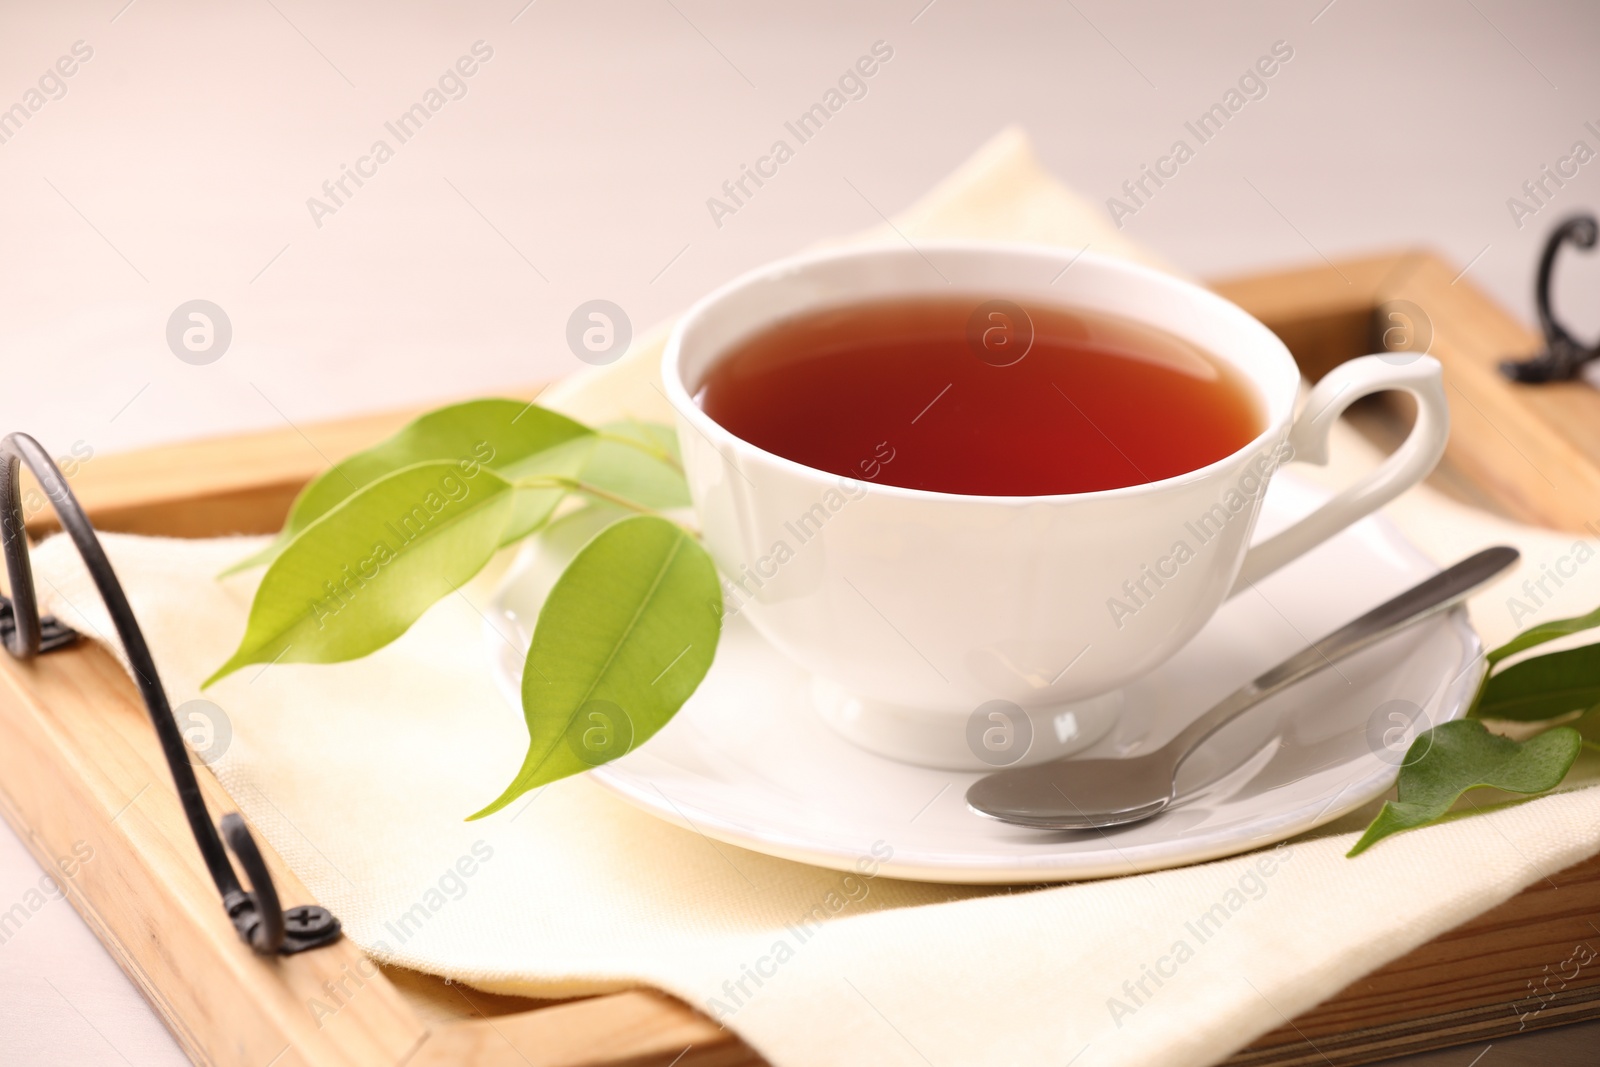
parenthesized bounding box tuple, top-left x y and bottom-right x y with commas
(1230, 354, 1449, 595)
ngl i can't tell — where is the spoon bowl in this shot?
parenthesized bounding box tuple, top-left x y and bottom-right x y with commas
(966, 751, 1179, 828)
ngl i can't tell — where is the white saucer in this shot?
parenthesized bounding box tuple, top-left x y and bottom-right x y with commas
(487, 475, 1481, 883)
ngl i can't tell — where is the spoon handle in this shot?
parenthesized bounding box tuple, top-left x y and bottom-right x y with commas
(1166, 545, 1519, 759)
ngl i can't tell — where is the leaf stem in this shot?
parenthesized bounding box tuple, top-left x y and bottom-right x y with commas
(513, 475, 656, 516)
(597, 428, 684, 474)
(571, 480, 657, 515)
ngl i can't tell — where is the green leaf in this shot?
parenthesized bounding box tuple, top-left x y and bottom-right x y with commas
(1486, 603, 1600, 665)
(1473, 642, 1600, 721)
(470, 515, 721, 818)
(1348, 720, 1581, 856)
(222, 400, 590, 574)
(206, 462, 514, 686)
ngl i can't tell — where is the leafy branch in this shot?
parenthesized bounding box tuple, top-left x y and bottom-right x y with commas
(207, 399, 719, 818)
(1350, 601, 1600, 855)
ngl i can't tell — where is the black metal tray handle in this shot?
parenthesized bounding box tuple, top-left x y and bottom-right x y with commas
(0, 431, 340, 955)
(1501, 212, 1599, 382)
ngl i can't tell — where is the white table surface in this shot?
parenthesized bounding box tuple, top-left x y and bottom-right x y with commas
(3, 1, 1598, 1063)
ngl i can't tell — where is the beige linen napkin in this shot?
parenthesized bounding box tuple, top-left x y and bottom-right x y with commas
(33, 129, 1600, 1067)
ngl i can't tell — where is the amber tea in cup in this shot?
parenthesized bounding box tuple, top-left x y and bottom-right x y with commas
(695, 296, 1263, 496)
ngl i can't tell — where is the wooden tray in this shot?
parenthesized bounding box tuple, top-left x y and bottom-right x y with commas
(4, 250, 1599, 1067)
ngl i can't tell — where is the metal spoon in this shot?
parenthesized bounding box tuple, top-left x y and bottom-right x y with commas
(966, 546, 1519, 830)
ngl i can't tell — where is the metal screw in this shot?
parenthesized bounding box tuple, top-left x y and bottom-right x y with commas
(283, 905, 337, 937)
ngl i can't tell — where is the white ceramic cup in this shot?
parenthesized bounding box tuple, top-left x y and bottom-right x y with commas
(662, 242, 1448, 770)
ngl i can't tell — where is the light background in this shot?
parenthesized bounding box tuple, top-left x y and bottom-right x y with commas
(2, 0, 1598, 1062)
